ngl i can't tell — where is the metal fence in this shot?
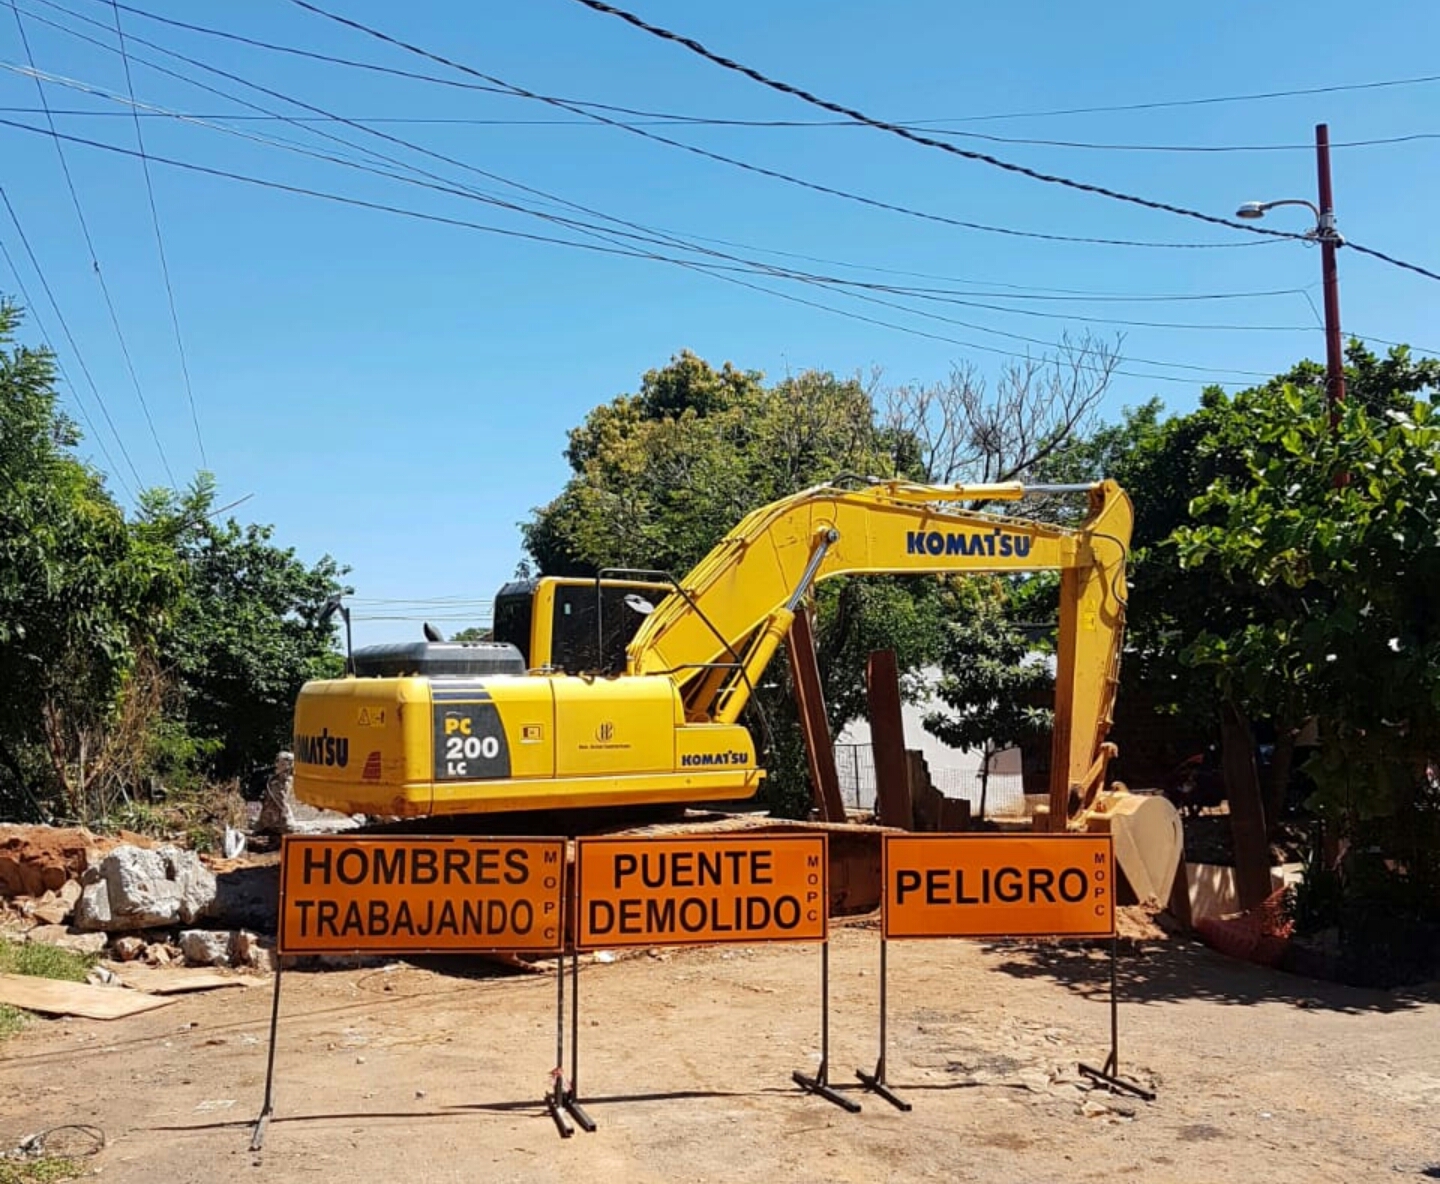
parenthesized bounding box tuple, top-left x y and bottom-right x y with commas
(832, 742, 1027, 817)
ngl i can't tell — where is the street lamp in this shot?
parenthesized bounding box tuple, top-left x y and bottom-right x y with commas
(1235, 123, 1347, 422)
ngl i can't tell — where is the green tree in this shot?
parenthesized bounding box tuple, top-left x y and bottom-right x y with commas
(1039, 343, 1439, 909)
(1175, 386, 1440, 823)
(0, 299, 350, 819)
(524, 351, 934, 815)
(0, 302, 181, 819)
(922, 580, 1053, 820)
(525, 351, 900, 576)
(144, 478, 346, 780)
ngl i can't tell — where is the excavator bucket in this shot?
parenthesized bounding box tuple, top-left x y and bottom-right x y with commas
(1084, 790, 1184, 906)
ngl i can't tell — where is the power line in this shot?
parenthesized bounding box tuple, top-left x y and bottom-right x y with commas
(5, 91, 1278, 377)
(902, 74, 1440, 125)
(3, 104, 1436, 153)
(1345, 241, 1440, 284)
(15, 2, 899, 293)
(0, 118, 1267, 385)
(3, 6, 1331, 300)
(356, 614, 493, 623)
(14, 58, 1310, 342)
(78, 1, 1440, 130)
(9, 39, 1431, 386)
(655, 231, 1302, 302)
(80, 0, 1275, 251)
(557, 0, 1308, 243)
(921, 129, 1440, 154)
(4, 48, 1312, 362)
(15, 62, 1421, 364)
(9, 3, 176, 485)
(676, 252, 1244, 386)
(108, 0, 206, 468)
(350, 597, 495, 605)
(5, 10, 775, 290)
(0, 185, 144, 491)
(20, 8, 1369, 366)
(563, 0, 1440, 284)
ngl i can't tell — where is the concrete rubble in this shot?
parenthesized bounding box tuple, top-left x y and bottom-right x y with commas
(73, 844, 217, 932)
(179, 929, 232, 966)
(2, 827, 282, 977)
(175, 928, 273, 970)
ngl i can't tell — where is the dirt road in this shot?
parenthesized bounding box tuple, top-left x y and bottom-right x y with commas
(2, 925, 1437, 1182)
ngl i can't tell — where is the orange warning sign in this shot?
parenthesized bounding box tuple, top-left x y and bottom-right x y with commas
(882, 834, 1114, 940)
(278, 836, 565, 955)
(574, 835, 827, 950)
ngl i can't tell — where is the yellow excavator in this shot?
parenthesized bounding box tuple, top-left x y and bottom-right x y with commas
(293, 479, 1181, 902)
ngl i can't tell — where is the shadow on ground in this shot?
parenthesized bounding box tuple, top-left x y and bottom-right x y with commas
(982, 936, 1440, 1014)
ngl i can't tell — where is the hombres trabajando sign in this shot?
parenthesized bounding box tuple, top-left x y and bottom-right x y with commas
(277, 836, 565, 954)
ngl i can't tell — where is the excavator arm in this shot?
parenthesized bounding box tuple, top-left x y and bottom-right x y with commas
(627, 479, 1132, 828)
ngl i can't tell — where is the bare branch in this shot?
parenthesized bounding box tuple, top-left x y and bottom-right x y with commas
(883, 332, 1122, 487)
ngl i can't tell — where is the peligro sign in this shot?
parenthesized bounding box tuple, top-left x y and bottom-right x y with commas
(278, 836, 565, 955)
(882, 834, 1115, 940)
(574, 834, 827, 949)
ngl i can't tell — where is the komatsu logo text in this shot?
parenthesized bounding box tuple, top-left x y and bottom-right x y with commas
(681, 750, 750, 768)
(906, 529, 1031, 559)
(294, 728, 349, 768)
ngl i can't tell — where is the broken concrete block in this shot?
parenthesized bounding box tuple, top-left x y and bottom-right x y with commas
(26, 924, 107, 955)
(73, 845, 216, 931)
(110, 935, 147, 962)
(145, 942, 174, 966)
(232, 930, 270, 967)
(72, 880, 113, 931)
(161, 846, 217, 925)
(25, 879, 82, 926)
(179, 929, 233, 967)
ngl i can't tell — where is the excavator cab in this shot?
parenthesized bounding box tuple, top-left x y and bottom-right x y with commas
(493, 577, 673, 674)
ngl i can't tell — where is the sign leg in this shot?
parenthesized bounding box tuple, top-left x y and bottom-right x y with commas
(546, 949, 573, 1138)
(1079, 935, 1155, 1101)
(562, 943, 596, 1132)
(856, 936, 910, 1111)
(250, 961, 284, 1151)
(793, 940, 861, 1113)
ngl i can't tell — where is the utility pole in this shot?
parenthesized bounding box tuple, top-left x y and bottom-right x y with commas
(1314, 123, 1347, 426)
(1237, 123, 1348, 428)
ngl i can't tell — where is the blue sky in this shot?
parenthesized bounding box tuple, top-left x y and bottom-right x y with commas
(1, 0, 1437, 645)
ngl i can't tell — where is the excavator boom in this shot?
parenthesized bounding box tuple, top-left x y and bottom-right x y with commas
(627, 479, 1131, 825)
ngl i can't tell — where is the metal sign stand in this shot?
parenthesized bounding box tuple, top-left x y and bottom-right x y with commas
(546, 853, 594, 1140)
(1078, 935, 1156, 1101)
(250, 959, 285, 1151)
(855, 935, 911, 1111)
(792, 940, 861, 1113)
(559, 941, 595, 1134)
